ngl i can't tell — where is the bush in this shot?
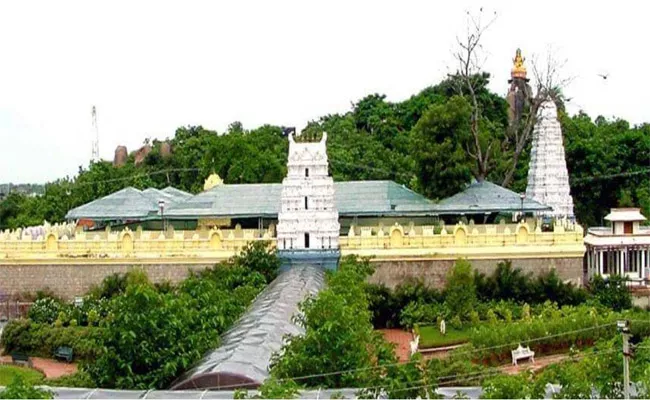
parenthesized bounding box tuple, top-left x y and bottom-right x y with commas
(0, 319, 104, 360)
(475, 261, 587, 306)
(589, 275, 632, 311)
(366, 279, 441, 329)
(444, 260, 476, 319)
(0, 375, 53, 399)
(27, 298, 65, 325)
(45, 371, 95, 388)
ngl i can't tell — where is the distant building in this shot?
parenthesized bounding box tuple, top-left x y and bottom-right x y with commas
(585, 208, 650, 284)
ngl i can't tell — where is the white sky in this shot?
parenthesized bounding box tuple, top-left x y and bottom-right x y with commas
(1, 0, 647, 183)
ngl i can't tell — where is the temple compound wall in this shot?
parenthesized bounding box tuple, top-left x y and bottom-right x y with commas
(0, 221, 585, 299)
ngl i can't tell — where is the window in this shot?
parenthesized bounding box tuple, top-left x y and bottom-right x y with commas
(305, 197, 308, 210)
(305, 168, 309, 177)
(304, 233, 310, 248)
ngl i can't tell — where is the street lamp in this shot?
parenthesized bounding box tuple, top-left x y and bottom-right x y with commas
(158, 200, 166, 232)
(519, 193, 526, 223)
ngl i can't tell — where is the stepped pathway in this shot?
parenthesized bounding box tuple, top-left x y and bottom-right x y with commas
(0, 355, 77, 379)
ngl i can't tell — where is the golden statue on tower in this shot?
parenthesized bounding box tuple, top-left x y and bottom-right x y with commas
(511, 48, 527, 79)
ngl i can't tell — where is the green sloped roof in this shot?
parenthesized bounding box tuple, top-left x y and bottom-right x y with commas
(165, 180, 440, 219)
(436, 180, 551, 214)
(65, 186, 190, 220)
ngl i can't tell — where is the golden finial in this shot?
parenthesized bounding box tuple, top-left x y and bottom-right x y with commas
(511, 48, 527, 79)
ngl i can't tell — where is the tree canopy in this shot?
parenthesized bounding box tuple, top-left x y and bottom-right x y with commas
(1, 75, 648, 229)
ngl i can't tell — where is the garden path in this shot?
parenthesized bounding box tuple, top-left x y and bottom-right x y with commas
(498, 353, 568, 375)
(0, 356, 77, 379)
(379, 329, 413, 362)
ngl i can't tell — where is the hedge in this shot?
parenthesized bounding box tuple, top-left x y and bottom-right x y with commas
(0, 319, 105, 361)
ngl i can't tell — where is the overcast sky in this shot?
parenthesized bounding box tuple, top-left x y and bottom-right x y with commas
(1, 0, 647, 183)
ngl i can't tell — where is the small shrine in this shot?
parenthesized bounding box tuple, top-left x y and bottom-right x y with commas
(585, 208, 650, 284)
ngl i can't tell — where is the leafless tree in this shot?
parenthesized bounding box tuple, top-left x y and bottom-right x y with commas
(451, 9, 498, 181)
(501, 49, 573, 188)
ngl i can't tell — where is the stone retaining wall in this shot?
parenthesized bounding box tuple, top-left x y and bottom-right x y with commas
(0, 262, 214, 300)
(0, 256, 583, 300)
(368, 257, 584, 289)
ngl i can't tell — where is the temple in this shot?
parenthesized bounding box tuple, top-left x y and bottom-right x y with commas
(276, 132, 340, 269)
(525, 99, 575, 219)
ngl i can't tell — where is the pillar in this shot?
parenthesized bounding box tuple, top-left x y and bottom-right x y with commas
(599, 250, 604, 275)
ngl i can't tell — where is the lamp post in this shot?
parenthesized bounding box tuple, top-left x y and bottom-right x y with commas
(519, 193, 526, 223)
(158, 200, 166, 232)
(618, 320, 631, 399)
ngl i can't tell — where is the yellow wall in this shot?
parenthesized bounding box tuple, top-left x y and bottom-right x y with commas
(0, 221, 584, 264)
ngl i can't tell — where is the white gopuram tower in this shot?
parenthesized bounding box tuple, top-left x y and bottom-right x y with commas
(525, 100, 575, 219)
(277, 132, 340, 270)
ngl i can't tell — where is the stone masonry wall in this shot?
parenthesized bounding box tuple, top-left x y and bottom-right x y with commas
(0, 256, 583, 300)
(0, 263, 214, 300)
(368, 257, 583, 289)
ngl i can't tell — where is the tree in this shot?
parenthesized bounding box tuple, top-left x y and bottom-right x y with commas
(411, 96, 474, 199)
(444, 259, 476, 320)
(269, 257, 395, 389)
(450, 9, 500, 181)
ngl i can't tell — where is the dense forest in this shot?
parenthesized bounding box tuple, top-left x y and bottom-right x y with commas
(0, 74, 648, 229)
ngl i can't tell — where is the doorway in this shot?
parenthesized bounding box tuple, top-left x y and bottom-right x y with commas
(304, 233, 310, 249)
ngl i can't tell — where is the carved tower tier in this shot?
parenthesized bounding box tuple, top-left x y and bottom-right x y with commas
(277, 132, 340, 270)
(525, 100, 575, 219)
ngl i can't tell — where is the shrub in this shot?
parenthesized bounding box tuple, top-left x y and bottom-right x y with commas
(445, 260, 476, 319)
(27, 298, 65, 325)
(475, 261, 587, 306)
(486, 309, 498, 325)
(0, 375, 53, 399)
(45, 371, 95, 388)
(589, 275, 632, 311)
(450, 315, 463, 330)
(87, 273, 127, 299)
(367, 279, 441, 329)
(0, 319, 104, 360)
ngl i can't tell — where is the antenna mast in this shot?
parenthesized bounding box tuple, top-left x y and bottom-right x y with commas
(91, 106, 100, 162)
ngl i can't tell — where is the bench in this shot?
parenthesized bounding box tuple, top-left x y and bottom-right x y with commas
(511, 344, 535, 366)
(54, 346, 74, 363)
(11, 352, 32, 367)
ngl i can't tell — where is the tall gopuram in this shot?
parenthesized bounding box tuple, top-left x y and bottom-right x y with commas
(525, 100, 575, 219)
(276, 131, 340, 270)
(506, 49, 532, 126)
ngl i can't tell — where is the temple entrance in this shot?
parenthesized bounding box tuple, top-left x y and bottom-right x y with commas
(304, 233, 310, 249)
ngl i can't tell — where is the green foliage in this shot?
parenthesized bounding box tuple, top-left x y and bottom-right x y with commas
(444, 260, 476, 320)
(474, 261, 587, 306)
(85, 263, 266, 389)
(45, 371, 95, 388)
(480, 371, 545, 399)
(589, 274, 632, 311)
(0, 376, 52, 399)
(0, 319, 104, 360)
(366, 279, 441, 329)
(410, 96, 473, 199)
(87, 273, 127, 299)
(255, 377, 300, 399)
(417, 325, 470, 348)
(0, 365, 43, 386)
(269, 257, 393, 388)
(232, 241, 280, 283)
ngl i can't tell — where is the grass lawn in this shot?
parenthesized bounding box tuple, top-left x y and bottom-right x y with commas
(0, 364, 44, 386)
(417, 325, 471, 348)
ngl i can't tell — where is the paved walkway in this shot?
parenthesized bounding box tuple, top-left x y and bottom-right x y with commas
(0, 356, 77, 379)
(499, 353, 568, 375)
(379, 329, 414, 362)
